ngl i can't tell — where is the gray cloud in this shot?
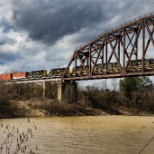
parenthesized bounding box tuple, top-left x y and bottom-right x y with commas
(10, 0, 154, 47)
(12, 0, 106, 45)
(0, 19, 12, 33)
(0, 52, 22, 65)
(0, 38, 16, 46)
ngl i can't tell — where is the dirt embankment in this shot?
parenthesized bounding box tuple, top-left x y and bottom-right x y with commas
(0, 99, 108, 118)
(0, 99, 151, 118)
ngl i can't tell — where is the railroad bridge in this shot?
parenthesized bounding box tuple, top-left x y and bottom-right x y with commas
(62, 12, 154, 81)
(3, 13, 154, 102)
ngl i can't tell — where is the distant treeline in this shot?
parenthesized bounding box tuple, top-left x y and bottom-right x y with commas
(78, 76, 154, 114)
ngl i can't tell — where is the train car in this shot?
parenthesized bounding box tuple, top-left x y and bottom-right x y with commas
(93, 62, 120, 74)
(71, 66, 83, 76)
(106, 62, 120, 74)
(0, 73, 12, 80)
(71, 63, 120, 76)
(82, 66, 89, 76)
(49, 68, 66, 77)
(12, 72, 29, 80)
(127, 59, 154, 71)
(93, 64, 105, 75)
(127, 60, 140, 71)
(70, 65, 89, 77)
(29, 70, 47, 78)
(145, 58, 154, 70)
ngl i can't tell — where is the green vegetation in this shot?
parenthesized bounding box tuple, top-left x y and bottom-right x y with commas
(78, 76, 154, 114)
(0, 76, 154, 117)
(119, 76, 154, 110)
(119, 77, 153, 98)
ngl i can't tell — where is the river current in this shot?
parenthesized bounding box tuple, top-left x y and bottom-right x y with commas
(0, 116, 154, 154)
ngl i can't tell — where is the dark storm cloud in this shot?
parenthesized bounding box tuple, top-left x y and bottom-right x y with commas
(70, 0, 154, 46)
(12, 0, 105, 45)
(11, 0, 154, 46)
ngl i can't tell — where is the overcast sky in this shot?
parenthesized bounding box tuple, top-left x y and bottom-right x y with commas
(0, 0, 153, 86)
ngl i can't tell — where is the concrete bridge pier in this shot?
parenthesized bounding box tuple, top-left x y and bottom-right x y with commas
(57, 82, 63, 102)
(42, 81, 63, 101)
(42, 81, 46, 99)
(57, 81, 77, 103)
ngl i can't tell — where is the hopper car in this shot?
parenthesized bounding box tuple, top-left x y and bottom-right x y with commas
(71, 66, 89, 77)
(48, 68, 66, 77)
(29, 70, 47, 78)
(93, 62, 120, 74)
(127, 58, 154, 71)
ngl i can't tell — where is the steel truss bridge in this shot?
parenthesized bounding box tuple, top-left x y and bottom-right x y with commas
(62, 12, 154, 81)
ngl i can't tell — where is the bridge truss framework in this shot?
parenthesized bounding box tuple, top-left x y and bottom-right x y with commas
(62, 13, 154, 81)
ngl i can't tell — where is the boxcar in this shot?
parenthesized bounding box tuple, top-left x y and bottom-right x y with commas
(0, 73, 12, 80)
(12, 72, 29, 79)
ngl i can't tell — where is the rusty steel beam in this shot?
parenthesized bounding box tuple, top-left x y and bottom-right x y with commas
(62, 12, 154, 81)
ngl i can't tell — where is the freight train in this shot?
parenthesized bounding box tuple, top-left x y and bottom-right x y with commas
(0, 69, 64, 81)
(0, 59, 154, 81)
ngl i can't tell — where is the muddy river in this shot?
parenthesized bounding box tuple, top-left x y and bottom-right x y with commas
(0, 116, 154, 154)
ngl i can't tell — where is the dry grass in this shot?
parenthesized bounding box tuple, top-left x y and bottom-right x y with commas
(0, 98, 107, 118)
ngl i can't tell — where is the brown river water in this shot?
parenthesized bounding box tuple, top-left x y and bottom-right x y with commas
(0, 116, 154, 154)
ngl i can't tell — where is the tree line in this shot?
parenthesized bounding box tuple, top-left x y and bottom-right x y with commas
(0, 76, 154, 115)
(78, 76, 154, 114)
